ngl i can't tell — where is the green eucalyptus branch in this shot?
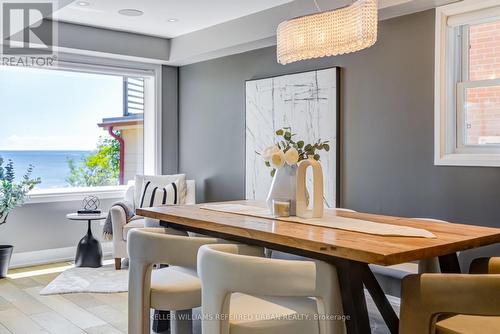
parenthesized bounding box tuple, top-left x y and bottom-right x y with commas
(261, 127, 330, 177)
(275, 128, 329, 161)
(0, 157, 41, 226)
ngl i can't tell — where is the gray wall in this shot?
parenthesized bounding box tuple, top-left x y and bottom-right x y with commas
(178, 9, 500, 263)
(162, 66, 180, 174)
(43, 20, 171, 62)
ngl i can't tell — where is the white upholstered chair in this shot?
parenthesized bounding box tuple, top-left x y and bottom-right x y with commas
(111, 179, 196, 269)
(127, 228, 219, 334)
(197, 244, 346, 334)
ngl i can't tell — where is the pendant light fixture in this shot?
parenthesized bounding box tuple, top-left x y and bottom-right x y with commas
(277, 0, 378, 65)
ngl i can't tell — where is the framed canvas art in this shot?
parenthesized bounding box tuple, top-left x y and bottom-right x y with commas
(245, 67, 340, 207)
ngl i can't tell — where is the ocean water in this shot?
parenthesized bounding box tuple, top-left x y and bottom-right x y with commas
(0, 151, 91, 189)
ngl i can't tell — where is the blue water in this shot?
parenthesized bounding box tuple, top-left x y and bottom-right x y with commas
(0, 151, 91, 189)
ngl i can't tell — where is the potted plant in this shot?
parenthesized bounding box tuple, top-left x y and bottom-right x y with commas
(0, 157, 40, 278)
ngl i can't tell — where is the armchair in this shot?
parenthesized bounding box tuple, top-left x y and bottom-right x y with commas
(111, 179, 196, 269)
(400, 257, 500, 334)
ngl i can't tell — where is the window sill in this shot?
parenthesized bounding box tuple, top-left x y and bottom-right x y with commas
(435, 153, 500, 167)
(26, 186, 127, 204)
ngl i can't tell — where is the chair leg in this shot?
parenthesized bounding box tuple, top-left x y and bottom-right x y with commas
(114, 258, 121, 270)
(171, 309, 192, 334)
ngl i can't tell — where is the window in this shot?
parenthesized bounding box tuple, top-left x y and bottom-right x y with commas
(0, 54, 161, 201)
(435, 1, 500, 166)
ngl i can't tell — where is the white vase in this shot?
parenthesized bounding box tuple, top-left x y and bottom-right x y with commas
(296, 157, 324, 218)
(266, 164, 298, 216)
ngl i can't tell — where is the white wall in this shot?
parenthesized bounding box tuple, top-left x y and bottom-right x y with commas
(0, 197, 121, 268)
(121, 127, 144, 183)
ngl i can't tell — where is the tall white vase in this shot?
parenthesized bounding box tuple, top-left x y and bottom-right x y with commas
(266, 164, 297, 216)
(296, 157, 324, 218)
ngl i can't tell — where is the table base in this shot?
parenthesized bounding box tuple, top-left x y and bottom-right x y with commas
(75, 220, 103, 268)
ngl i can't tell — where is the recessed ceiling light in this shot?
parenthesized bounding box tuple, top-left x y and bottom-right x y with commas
(118, 8, 143, 16)
(76, 1, 90, 6)
(167, 18, 179, 22)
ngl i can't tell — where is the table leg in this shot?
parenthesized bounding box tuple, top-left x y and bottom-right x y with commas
(335, 259, 371, 334)
(361, 265, 399, 334)
(75, 220, 103, 268)
(438, 253, 461, 273)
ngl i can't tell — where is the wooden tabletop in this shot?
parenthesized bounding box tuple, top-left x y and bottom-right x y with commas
(137, 200, 500, 266)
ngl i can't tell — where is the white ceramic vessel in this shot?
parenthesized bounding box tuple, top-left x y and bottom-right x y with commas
(266, 164, 297, 215)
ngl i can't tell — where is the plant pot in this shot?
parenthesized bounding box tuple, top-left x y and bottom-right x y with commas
(0, 245, 13, 278)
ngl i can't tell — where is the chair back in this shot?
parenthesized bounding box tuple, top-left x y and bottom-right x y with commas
(128, 228, 219, 334)
(197, 244, 345, 334)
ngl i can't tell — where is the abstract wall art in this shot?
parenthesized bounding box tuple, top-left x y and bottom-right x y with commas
(245, 67, 340, 207)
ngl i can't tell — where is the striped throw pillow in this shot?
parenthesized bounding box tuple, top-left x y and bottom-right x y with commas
(139, 181, 179, 208)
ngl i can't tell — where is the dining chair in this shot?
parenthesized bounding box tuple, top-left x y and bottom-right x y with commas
(400, 256, 500, 334)
(127, 227, 220, 334)
(197, 243, 346, 334)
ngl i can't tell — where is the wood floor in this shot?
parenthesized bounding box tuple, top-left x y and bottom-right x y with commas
(0, 261, 133, 334)
(0, 261, 397, 334)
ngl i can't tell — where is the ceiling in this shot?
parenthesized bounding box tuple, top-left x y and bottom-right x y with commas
(51, 0, 292, 38)
(47, 0, 461, 65)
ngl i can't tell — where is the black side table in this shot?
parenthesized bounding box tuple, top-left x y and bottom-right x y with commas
(66, 213, 107, 268)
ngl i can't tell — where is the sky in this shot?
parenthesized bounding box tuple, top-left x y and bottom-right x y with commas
(0, 65, 123, 151)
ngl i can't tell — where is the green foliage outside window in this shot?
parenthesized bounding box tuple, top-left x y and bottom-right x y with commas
(66, 135, 121, 187)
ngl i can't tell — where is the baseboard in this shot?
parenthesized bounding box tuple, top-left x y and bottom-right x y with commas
(9, 242, 113, 269)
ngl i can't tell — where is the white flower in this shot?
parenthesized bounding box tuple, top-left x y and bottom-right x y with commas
(270, 150, 285, 168)
(262, 145, 280, 162)
(284, 147, 299, 165)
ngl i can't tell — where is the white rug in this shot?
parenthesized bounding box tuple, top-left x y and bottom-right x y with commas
(40, 264, 128, 295)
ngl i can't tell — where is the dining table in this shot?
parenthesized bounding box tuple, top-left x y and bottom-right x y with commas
(137, 200, 500, 334)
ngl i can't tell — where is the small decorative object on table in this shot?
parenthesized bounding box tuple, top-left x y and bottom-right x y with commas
(260, 127, 327, 216)
(79, 196, 101, 215)
(296, 156, 324, 218)
(272, 199, 291, 218)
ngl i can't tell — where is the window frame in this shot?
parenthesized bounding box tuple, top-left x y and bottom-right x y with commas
(456, 79, 500, 153)
(12, 52, 163, 203)
(435, 0, 500, 167)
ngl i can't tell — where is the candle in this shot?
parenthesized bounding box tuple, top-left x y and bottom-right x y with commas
(272, 200, 290, 218)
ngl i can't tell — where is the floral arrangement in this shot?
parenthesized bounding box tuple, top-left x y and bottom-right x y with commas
(261, 127, 330, 176)
(0, 157, 41, 226)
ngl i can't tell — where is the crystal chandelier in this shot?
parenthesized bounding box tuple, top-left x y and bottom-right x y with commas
(277, 0, 378, 65)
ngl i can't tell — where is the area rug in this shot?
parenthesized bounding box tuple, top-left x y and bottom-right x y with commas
(40, 264, 128, 295)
